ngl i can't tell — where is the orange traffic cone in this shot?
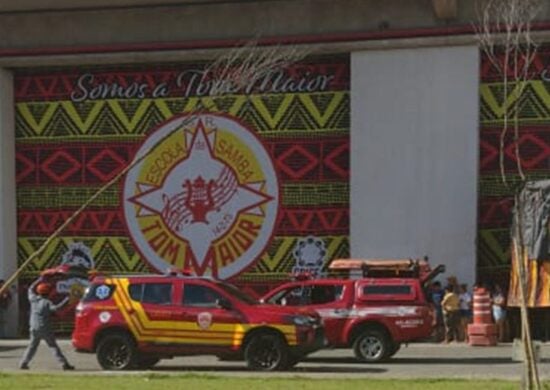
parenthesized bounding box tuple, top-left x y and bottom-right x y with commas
(467, 287, 497, 346)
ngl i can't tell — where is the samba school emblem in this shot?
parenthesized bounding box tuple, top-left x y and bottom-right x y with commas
(123, 113, 279, 279)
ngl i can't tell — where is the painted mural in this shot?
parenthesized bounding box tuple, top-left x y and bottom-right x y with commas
(478, 46, 550, 306)
(14, 56, 350, 316)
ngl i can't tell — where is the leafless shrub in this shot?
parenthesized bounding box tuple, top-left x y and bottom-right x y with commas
(475, 1, 542, 389)
(205, 39, 309, 95)
(476, 0, 540, 185)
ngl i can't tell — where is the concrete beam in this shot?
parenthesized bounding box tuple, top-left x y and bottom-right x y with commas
(0, 0, 476, 50)
(0, 0, 231, 12)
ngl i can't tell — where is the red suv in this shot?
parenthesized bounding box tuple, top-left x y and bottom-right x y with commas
(72, 272, 324, 371)
(262, 259, 443, 363)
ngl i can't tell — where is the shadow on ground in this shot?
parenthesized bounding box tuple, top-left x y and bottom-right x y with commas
(0, 346, 24, 353)
(152, 365, 387, 374)
(305, 356, 518, 365)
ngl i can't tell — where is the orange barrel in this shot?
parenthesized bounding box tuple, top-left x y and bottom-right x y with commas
(467, 323, 497, 346)
(472, 287, 492, 324)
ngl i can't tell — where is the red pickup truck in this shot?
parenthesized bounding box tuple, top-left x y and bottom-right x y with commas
(262, 258, 443, 363)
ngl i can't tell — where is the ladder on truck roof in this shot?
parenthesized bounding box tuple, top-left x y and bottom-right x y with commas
(328, 258, 445, 283)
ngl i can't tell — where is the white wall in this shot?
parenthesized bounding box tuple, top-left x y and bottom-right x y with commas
(0, 68, 18, 337)
(350, 46, 479, 286)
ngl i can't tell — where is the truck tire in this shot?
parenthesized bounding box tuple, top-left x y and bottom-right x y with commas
(96, 333, 137, 370)
(353, 329, 390, 363)
(387, 342, 401, 358)
(244, 333, 289, 371)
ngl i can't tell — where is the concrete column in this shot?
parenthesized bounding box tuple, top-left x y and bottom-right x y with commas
(0, 68, 18, 337)
(350, 46, 480, 286)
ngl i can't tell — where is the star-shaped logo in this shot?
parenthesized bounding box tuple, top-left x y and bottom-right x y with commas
(128, 119, 273, 269)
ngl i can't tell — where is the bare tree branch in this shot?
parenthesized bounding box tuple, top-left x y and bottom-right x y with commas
(475, 1, 542, 389)
(205, 39, 311, 95)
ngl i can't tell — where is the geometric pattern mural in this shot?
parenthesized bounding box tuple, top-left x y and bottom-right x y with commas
(478, 46, 550, 286)
(14, 56, 350, 294)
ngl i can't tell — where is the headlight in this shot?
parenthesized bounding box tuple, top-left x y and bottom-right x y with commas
(75, 302, 84, 315)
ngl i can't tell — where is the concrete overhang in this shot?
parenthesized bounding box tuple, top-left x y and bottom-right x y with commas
(0, 0, 228, 12)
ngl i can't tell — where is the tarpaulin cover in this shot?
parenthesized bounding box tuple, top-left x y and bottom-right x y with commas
(508, 180, 550, 307)
(514, 180, 550, 261)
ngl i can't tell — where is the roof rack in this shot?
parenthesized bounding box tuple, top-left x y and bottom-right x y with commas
(328, 258, 444, 282)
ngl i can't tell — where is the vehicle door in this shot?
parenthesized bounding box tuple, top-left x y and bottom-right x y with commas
(305, 282, 349, 345)
(172, 281, 244, 350)
(264, 282, 348, 345)
(126, 281, 179, 346)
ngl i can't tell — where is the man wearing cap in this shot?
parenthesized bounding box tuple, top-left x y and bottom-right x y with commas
(19, 278, 74, 370)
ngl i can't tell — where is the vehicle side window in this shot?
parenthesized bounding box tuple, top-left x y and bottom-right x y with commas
(129, 284, 143, 301)
(268, 286, 307, 306)
(359, 283, 416, 302)
(183, 284, 222, 308)
(128, 283, 172, 305)
(310, 285, 344, 305)
(363, 285, 412, 295)
(143, 283, 172, 305)
(268, 285, 344, 306)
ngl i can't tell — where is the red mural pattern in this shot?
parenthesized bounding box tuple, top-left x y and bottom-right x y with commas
(15, 56, 351, 285)
(478, 47, 550, 296)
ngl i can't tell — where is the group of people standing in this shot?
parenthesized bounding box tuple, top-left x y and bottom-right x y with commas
(430, 276, 507, 343)
(429, 278, 472, 343)
(429, 277, 508, 343)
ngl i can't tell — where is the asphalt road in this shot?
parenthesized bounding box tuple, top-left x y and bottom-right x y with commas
(1, 339, 549, 380)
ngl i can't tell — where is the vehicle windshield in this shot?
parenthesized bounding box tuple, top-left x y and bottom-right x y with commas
(214, 282, 258, 305)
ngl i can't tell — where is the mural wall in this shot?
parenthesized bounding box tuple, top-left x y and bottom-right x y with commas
(478, 47, 550, 305)
(14, 56, 350, 305)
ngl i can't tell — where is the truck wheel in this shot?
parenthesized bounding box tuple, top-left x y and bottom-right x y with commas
(244, 333, 289, 371)
(96, 333, 136, 370)
(353, 329, 389, 363)
(387, 342, 401, 358)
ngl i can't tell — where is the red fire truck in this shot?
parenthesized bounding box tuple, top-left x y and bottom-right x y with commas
(262, 258, 444, 362)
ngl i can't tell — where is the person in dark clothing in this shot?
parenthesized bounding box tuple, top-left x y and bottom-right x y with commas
(19, 278, 74, 370)
(0, 279, 12, 338)
(429, 281, 445, 342)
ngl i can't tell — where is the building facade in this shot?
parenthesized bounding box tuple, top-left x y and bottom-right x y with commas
(1, 0, 549, 336)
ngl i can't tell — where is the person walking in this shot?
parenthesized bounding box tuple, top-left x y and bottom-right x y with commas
(19, 278, 74, 370)
(441, 284, 460, 343)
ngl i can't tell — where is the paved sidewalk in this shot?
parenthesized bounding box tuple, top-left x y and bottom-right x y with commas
(0, 339, 549, 380)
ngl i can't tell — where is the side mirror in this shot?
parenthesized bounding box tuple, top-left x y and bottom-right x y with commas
(217, 298, 232, 310)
